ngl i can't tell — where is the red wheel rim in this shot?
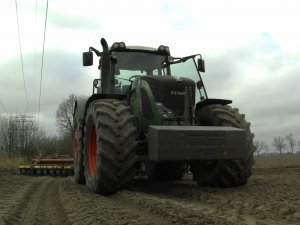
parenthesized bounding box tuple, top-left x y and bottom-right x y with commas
(88, 125, 97, 176)
(74, 129, 78, 163)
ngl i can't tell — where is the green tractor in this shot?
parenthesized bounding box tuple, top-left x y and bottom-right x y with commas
(73, 38, 255, 195)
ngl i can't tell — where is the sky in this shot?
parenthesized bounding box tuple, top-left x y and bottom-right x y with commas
(0, 0, 300, 152)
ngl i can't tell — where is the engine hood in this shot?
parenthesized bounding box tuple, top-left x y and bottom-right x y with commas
(141, 76, 195, 116)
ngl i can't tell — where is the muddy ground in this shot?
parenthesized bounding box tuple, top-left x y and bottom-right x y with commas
(0, 155, 299, 225)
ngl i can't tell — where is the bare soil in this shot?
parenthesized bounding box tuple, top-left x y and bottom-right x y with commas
(0, 155, 299, 225)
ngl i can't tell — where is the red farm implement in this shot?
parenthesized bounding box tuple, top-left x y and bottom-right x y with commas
(18, 155, 74, 176)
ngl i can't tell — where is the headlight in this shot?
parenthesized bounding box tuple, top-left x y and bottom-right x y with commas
(111, 42, 126, 51)
(112, 42, 120, 49)
(119, 42, 126, 48)
(156, 102, 174, 118)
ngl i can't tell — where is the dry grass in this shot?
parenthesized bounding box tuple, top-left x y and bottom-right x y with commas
(0, 157, 27, 174)
(254, 154, 300, 168)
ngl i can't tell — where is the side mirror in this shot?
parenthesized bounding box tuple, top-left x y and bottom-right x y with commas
(83, 51, 93, 66)
(197, 58, 205, 72)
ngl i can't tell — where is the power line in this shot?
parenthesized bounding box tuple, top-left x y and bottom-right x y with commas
(38, 0, 49, 122)
(14, 0, 30, 114)
(33, 0, 38, 113)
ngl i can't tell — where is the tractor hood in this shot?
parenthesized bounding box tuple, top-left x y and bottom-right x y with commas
(141, 76, 195, 116)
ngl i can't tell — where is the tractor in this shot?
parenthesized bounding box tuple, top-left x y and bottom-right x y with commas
(73, 38, 255, 195)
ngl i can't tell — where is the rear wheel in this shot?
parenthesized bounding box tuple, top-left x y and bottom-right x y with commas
(74, 109, 85, 184)
(83, 99, 137, 195)
(191, 104, 255, 187)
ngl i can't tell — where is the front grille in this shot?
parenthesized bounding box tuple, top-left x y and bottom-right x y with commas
(141, 76, 195, 116)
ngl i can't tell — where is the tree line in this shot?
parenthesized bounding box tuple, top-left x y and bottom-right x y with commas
(254, 133, 299, 156)
(1, 93, 298, 158)
(0, 94, 75, 159)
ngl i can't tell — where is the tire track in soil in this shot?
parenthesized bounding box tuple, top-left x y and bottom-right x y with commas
(1, 159, 299, 225)
(118, 183, 239, 225)
(61, 171, 300, 225)
(60, 177, 172, 225)
(130, 180, 254, 224)
(4, 177, 70, 225)
(126, 169, 300, 225)
(0, 175, 38, 225)
(61, 177, 241, 225)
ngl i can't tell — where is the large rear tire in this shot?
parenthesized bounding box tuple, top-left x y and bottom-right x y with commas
(84, 99, 137, 195)
(191, 104, 255, 187)
(74, 109, 85, 184)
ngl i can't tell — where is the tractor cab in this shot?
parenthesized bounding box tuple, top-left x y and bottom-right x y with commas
(83, 40, 207, 102)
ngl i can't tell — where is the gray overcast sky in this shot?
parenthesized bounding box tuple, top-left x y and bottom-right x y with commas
(0, 0, 300, 151)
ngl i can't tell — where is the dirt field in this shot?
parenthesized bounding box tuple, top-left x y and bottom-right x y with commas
(0, 155, 299, 225)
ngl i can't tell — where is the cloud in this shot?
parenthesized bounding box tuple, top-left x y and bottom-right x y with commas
(202, 33, 300, 145)
(0, 49, 95, 134)
(160, 1, 194, 30)
(47, 11, 100, 30)
(1, 0, 300, 150)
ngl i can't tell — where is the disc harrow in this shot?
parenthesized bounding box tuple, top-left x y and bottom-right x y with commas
(18, 155, 74, 177)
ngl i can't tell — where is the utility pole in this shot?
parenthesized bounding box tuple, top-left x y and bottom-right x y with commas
(8, 114, 37, 156)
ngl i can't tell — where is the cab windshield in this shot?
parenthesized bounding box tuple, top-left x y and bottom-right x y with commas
(168, 57, 207, 101)
(112, 51, 207, 101)
(113, 51, 166, 79)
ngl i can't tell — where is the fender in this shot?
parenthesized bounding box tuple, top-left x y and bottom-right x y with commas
(74, 94, 126, 122)
(195, 98, 232, 112)
(74, 97, 89, 121)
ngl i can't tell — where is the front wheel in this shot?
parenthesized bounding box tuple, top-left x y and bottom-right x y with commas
(191, 104, 255, 187)
(83, 99, 137, 195)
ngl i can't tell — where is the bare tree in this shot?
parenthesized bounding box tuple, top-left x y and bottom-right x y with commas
(254, 140, 268, 156)
(55, 94, 76, 155)
(285, 133, 296, 154)
(272, 136, 286, 155)
(56, 94, 76, 136)
(0, 114, 46, 158)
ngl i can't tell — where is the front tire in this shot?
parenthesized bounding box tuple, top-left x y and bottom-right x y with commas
(83, 99, 137, 195)
(191, 104, 255, 187)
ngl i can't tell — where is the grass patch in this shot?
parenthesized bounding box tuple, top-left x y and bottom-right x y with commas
(254, 154, 300, 168)
(0, 157, 28, 174)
